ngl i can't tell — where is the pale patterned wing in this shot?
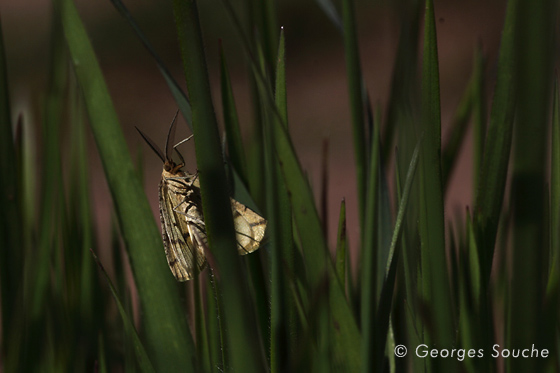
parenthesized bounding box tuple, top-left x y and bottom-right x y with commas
(230, 199, 267, 255)
(159, 179, 206, 281)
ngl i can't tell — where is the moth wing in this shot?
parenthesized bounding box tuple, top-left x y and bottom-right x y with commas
(160, 180, 206, 281)
(187, 221, 208, 263)
(230, 199, 267, 255)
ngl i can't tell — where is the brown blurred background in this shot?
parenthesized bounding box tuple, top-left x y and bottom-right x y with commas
(1, 0, 506, 258)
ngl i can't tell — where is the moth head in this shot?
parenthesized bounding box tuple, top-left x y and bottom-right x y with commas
(136, 110, 185, 174)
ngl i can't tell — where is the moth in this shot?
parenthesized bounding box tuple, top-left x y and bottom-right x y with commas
(137, 112, 267, 281)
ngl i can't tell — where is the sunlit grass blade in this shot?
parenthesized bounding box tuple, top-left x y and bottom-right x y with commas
(419, 0, 455, 364)
(342, 0, 366, 226)
(91, 250, 156, 373)
(172, 1, 264, 371)
(109, 0, 192, 129)
(57, 0, 196, 370)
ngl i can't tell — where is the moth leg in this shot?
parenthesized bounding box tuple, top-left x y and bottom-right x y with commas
(164, 176, 191, 189)
(189, 171, 199, 187)
(165, 173, 199, 188)
(185, 216, 206, 227)
(173, 199, 199, 216)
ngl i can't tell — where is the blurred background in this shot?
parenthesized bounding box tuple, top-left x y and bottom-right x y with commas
(2, 0, 506, 258)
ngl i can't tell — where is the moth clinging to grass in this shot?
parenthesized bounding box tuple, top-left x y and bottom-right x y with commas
(136, 112, 267, 281)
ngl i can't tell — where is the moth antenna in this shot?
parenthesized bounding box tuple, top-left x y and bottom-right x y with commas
(175, 148, 185, 167)
(173, 134, 193, 167)
(136, 126, 165, 163)
(165, 110, 180, 162)
(174, 134, 194, 148)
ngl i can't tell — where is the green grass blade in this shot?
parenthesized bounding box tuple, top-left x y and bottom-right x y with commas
(247, 0, 278, 73)
(216, 1, 361, 369)
(269, 29, 296, 372)
(382, 1, 421, 165)
(91, 250, 156, 373)
(375, 138, 420, 371)
(57, 0, 196, 370)
(269, 95, 361, 371)
(97, 333, 108, 373)
(29, 11, 68, 324)
(220, 45, 247, 181)
(67, 81, 107, 367)
(361, 112, 380, 373)
(386, 140, 420, 281)
(419, 0, 455, 359)
(394, 151, 419, 353)
(473, 0, 517, 285)
(441, 61, 475, 189)
(470, 46, 486, 192)
(335, 199, 348, 287)
(205, 276, 223, 371)
(342, 0, 366, 226)
(508, 1, 555, 371)
(172, 1, 263, 371)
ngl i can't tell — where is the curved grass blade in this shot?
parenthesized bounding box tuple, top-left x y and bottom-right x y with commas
(90, 250, 156, 373)
(57, 0, 196, 370)
(109, 0, 192, 129)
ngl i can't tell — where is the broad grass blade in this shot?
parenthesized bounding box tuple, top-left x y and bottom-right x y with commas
(57, 0, 196, 370)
